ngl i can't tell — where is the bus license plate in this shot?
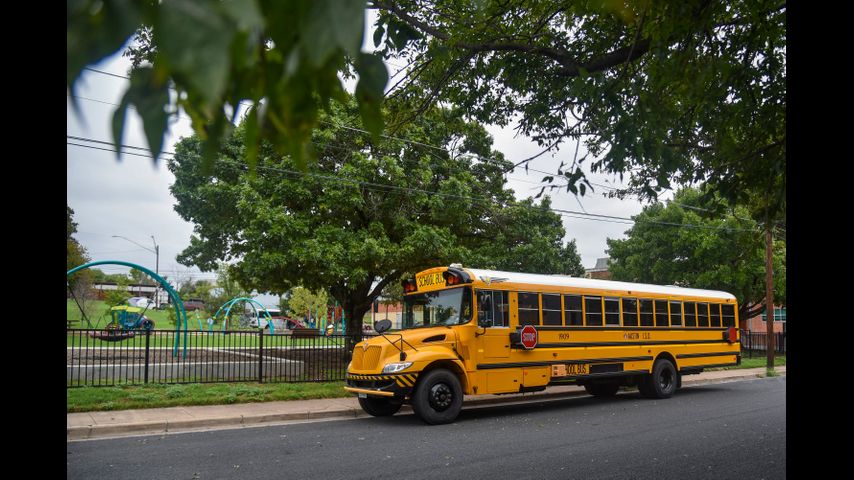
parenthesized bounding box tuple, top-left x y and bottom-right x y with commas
(358, 393, 367, 398)
(567, 364, 589, 375)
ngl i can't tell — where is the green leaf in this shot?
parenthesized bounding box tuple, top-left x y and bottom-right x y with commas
(156, 0, 235, 105)
(111, 92, 132, 160)
(128, 68, 170, 162)
(355, 53, 388, 139)
(220, 0, 264, 31)
(373, 24, 385, 48)
(67, 0, 143, 90)
(301, 0, 366, 67)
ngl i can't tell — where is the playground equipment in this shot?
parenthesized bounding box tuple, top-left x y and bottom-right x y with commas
(212, 297, 276, 334)
(89, 305, 155, 341)
(67, 260, 188, 357)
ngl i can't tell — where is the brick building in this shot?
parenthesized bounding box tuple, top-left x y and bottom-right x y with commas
(584, 257, 612, 280)
(743, 306, 786, 333)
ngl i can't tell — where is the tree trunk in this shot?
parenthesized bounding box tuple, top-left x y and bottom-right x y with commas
(343, 302, 370, 358)
(764, 222, 775, 370)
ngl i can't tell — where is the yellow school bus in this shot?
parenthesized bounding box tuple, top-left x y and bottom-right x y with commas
(345, 264, 740, 424)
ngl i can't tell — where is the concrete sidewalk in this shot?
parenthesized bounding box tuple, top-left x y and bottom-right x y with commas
(67, 366, 785, 441)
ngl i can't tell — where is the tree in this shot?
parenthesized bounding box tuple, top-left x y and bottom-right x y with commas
(210, 262, 249, 308)
(67, 205, 96, 327)
(374, 1, 785, 212)
(605, 187, 785, 322)
(374, 0, 785, 369)
(463, 197, 586, 276)
(67, 0, 392, 170)
(167, 99, 579, 347)
(287, 287, 329, 322)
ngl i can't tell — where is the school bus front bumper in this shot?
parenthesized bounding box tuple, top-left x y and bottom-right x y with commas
(344, 373, 419, 398)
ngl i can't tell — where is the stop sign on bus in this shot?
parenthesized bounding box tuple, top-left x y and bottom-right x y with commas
(520, 324, 538, 349)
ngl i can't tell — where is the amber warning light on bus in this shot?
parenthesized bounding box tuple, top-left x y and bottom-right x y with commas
(402, 278, 417, 293)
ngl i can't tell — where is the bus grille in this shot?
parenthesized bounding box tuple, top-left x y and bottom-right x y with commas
(351, 346, 382, 370)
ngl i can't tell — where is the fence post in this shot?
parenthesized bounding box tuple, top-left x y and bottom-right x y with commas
(258, 328, 264, 383)
(144, 328, 151, 384)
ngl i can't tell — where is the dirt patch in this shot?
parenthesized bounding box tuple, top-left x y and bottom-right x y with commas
(262, 347, 349, 381)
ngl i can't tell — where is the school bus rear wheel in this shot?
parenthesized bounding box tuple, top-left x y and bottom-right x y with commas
(412, 369, 463, 425)
(639, 359, 677, 399)
(358, 396, 403, 417)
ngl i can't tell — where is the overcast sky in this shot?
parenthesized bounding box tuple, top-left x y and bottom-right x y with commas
(67, 17, 667, 296)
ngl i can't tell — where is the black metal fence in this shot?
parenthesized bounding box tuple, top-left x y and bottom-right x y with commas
(66, 328, 367, 388)
(740, 330, 786, 358)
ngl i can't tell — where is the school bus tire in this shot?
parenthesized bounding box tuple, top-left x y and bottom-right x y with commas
(584, 382, 619, 397)
(358, 396, 403, 417)
(411, 368, 463, 425)
(639, 359, 677, 399)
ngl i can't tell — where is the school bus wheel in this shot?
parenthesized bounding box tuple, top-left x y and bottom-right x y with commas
(584, 382, 619, 397)
(411, 369, 463, 425)
(358, 396, 404, 417)
(639, 359, 677, 399)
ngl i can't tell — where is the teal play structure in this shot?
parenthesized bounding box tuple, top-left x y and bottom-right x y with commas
(213, 297, 275, 334)
(67, 260, 189, 357)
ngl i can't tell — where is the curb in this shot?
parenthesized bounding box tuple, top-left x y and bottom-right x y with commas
(68, 370, 784, 441)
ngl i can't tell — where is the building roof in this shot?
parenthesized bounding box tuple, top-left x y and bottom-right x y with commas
(585, 257, 611, 272)
(464, 267, 735, 301)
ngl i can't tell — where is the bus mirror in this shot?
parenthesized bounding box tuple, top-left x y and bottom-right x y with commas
(375, 319, 392, 333)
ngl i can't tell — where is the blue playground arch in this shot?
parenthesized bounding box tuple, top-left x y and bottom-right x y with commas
(213, 297, 275, 334)
(67, 260, 189, 357)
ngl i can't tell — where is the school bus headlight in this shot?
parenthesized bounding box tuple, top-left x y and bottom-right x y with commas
(382, 362, 413, 374)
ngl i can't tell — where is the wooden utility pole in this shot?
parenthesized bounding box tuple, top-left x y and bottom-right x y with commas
(765, 222, 775, 370)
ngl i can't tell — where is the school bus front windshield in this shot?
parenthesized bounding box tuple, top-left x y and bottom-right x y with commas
(403, 287, 472, 328)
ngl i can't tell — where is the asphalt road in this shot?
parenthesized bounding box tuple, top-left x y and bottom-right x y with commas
(67, 377, 786, 480)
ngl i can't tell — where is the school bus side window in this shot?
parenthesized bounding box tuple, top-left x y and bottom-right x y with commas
(697, 303, 710, 327)
(604, 297, 620, 326)
(684, 302, 697, 327)
(585, 296, 603, 326)
(622, 298, 639, 326)
(477, 290, 494, 326)
(669, 301, 683, 326)
(542, 294, 562, 325)
(710, 303, 722, 327)
(722, 304, 736, 327)
(477, 290, 509, 327)
(654, 300, 669, 327)
(518, 292, 540, 326)
(639, 299, 654, 327)
(564, 295, 583, 326)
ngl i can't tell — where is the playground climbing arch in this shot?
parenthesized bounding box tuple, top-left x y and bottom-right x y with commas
(67, 260, 189, 357)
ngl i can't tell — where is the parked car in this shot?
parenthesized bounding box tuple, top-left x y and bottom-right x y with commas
(183, 298, 205, 311)
(128, 297, 156, 309)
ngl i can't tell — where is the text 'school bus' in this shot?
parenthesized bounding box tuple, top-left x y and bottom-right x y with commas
(345, 265, 740, 424)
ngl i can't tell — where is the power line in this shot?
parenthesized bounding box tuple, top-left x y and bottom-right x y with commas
(68, 134, 760, 233)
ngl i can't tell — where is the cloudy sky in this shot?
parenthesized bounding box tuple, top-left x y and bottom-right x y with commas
(67, 16, 666, 295)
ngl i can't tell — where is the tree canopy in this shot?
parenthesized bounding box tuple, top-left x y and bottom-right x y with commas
(373, 0, 786, 221)
(168, 100, 583, 338)
(606, 187, 785, 320)
(69, 1, 784, 222)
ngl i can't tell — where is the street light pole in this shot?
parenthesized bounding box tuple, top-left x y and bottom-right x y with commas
(151, 235, 160, 306)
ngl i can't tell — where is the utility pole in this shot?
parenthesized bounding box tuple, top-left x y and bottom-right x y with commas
(764, 221, 775, 371)
(112, 234, 160, 305)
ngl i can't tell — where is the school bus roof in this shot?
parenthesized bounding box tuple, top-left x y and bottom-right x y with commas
(452, 267, 736, 301)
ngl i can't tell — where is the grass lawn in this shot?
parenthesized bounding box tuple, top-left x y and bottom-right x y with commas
(67, 381, 350, 413)
(712, 354, 786, 370)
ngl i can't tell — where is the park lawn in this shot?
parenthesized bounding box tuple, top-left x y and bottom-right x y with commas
(67, 381, 350, 413)
(711, 354, 786, 370)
